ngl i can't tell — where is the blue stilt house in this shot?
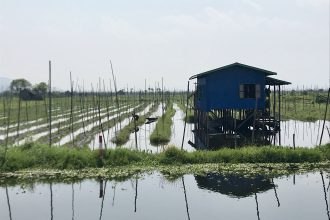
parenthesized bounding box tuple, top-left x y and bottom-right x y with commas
(189, 62, 290, 149)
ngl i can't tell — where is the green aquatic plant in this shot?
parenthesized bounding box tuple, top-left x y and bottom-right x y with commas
(0, 143, 329, 173)
(150, 103, 176, 145)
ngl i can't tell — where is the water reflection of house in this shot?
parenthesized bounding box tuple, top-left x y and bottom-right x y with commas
(189, 62, 291, 149)
(195, 173, 274, 198)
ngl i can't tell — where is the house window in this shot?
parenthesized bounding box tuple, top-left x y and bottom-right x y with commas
(239, 84, 260, 99)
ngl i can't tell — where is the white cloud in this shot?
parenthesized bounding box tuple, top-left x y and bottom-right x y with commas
(161, 6, 303, 35)
(243, 0, 263, 11)
(295, 0, 329, 8)
(0, 16, 4, 31)
(99, 16, 142, 40)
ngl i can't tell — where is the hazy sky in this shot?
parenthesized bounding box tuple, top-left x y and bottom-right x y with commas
(0, 0, 329, 91)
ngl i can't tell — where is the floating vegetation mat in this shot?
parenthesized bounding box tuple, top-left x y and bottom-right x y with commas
(1, 162, 330, 185)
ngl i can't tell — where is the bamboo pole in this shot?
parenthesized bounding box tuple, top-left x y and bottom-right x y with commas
(48, 60, 52, 147)
(278, 85, 281, 146)
(5, 93, 12, 149)
(252, 95, 258, 144)
(181, 81, 190, 150)
(78, 85, 86, 136)
(110, 60, 121, 130)
(103, 80, 111, 144)
(134, 113, 138, 150)
(273, 85, 276, 145)
(293, 133, 295, 149)
(70, 72, 74, 147)
(319, 88, 330, 146)
(16, 89, 22, 144)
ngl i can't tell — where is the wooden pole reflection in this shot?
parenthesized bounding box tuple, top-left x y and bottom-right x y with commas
(50, 183, 53, 220)
(134, 178, 138, 213)
(320, 172, 330, 220)
(182, 176, 191, 220)
(5, 186, 13, 220)
(99, 180, 107, 220)
(254, 192, 260, 220)
(72, 183, 75, 220)
(271, 178, 280, 207)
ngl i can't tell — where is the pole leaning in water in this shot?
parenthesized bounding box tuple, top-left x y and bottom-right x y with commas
(319, 88, 330, 146)
(181, 81, 190, 150)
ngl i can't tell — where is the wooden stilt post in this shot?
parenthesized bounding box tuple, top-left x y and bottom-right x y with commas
(278, 85, 281, 146)
(252, 97, 258, 144)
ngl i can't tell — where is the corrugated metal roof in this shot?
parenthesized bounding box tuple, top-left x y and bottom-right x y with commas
(189, 62, 277, 80)
(265, 76, 291, 85)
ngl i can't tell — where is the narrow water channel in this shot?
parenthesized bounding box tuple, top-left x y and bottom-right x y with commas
(169, 103, 195, 152)
(124, 104, 164, 152)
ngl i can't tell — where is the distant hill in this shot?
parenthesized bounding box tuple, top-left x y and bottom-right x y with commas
(0, 77, 11, 91)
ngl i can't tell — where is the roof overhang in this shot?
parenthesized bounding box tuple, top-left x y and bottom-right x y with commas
(265, 76, 291, 85)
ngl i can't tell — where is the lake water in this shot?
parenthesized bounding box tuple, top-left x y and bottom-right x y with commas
(276, 120, 329, 148)
(0, 171, 329, 220)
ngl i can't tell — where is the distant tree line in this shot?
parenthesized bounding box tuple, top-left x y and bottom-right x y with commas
(0, 79, 48, 99)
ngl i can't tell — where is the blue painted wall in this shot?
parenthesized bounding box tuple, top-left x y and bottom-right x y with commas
(196, 65, 266, 111)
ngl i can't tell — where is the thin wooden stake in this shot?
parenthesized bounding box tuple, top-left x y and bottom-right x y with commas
(48, 60, 52, 147)
(320, 171, 330, 220)
(319, 88, 330, 146)
(110, 60, 121, 131)
(70, 72, 74, 147)
(293, 133, 295, 150)
(134, 112, 138, 150)
(181, 81, 190, 150)
(16, 89, 22, 145)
